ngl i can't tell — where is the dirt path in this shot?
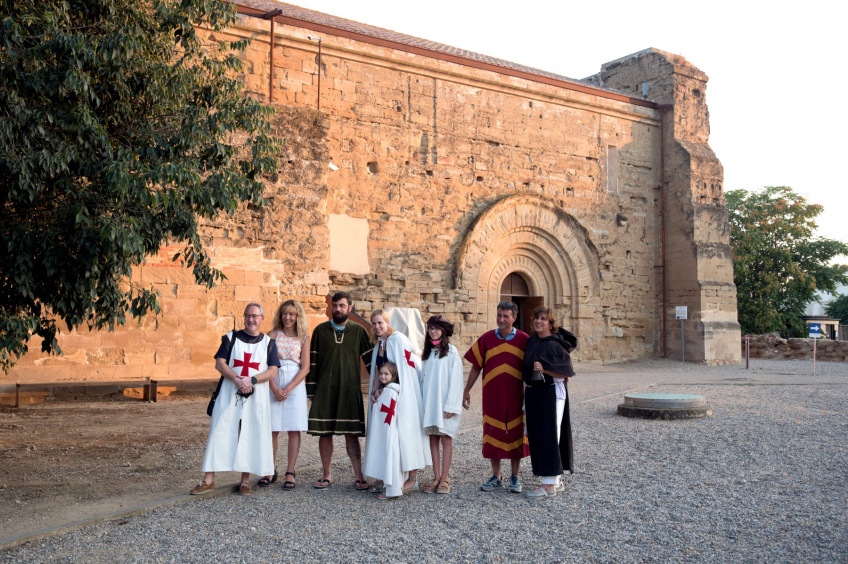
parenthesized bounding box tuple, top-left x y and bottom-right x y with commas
(1, 387, 483, 545)
(0, 398, 214, 541)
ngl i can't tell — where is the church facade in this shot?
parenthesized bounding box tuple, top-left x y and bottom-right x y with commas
(6, 1, 740, 388)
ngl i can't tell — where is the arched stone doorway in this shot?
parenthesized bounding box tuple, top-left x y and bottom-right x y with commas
(455, 195, 601, 338)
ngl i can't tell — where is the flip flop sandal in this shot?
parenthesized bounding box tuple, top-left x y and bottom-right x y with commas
(354, 479, 370, 491)
(313, 478, 333, 489)
(282, 471, 296, 490)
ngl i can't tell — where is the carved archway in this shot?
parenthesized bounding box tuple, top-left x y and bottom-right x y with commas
(455, 195, 600, 332)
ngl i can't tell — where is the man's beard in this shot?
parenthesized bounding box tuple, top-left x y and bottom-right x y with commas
(332, 312, 349, 324)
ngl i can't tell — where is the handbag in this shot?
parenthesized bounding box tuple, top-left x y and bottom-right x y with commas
(207, 331, 236, 417)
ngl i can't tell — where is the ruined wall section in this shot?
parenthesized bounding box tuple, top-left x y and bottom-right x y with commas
(7, 102, 332, 384)
(592, 49, 740, 363)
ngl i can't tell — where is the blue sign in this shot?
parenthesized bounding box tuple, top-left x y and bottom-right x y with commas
(808, 323, 822, 339)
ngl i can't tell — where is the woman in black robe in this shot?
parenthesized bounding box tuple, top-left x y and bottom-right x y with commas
(522, 306, 577, 498)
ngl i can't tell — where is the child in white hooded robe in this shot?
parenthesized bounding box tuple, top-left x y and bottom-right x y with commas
(363, 362, 403, 499)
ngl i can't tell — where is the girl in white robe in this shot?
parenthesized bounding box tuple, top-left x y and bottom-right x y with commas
(419, 315, 463, 494)
(363, 363, 403, 499)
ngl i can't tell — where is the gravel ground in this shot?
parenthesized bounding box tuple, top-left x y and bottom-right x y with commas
(2, 358, 847, 563)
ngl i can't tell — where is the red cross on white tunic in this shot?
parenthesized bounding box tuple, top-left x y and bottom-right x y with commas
(380, 398, 397, 425)
(404, 349, 415, 368)
(233, 352, 260, 376)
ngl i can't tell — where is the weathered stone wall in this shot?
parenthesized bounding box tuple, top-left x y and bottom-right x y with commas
(247, 16, 667, 362)
(591, 49, 740, 363)
(745, 333, 848, 362)
(5, 15, 741, 385)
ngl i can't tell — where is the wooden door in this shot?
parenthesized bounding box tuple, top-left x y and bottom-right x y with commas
(519, 296, 545, 334)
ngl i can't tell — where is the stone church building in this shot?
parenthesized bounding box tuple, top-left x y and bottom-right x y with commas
(6, 0, 741, 389)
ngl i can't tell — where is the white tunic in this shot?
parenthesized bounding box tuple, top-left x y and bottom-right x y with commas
(420, 344, 464, 438)
(363, 383, 403, 497)
(366, 332, 431, 471)
(202, 331, 275, 476)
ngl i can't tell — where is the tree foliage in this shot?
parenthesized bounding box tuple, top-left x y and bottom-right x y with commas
(0, 0, 279, 371)
(727, 186, 848, 337)
(825, 294, 848, 325)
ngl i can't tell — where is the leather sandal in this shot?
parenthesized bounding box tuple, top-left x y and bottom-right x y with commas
(282, 471, 296, 490)
(436, 478, 451, 494)
(191, 481, 214, 495)
(402, 480, 419, 494)
(258, 468, 278, 487)
(422, 481, 439, 494)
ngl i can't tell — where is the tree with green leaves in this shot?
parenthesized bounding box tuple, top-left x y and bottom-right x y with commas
(825, 294, 848, 325)
(0, 0, 279, 371)
(727, 186, 848, 337)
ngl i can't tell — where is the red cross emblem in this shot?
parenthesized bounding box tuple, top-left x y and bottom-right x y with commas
(380, 398, 397, 425)
(404, 349, 415, 368)
(233, 352, 260, 376)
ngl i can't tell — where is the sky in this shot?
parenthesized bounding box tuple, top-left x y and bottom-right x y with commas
(282, 0, 848, 248)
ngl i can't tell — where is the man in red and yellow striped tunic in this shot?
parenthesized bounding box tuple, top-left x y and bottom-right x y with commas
(462, 302, 530, 493)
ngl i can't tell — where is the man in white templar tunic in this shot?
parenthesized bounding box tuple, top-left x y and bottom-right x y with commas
(192, 302, 280, 496)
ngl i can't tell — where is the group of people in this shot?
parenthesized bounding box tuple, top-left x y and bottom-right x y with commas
(192, 293, 576, 500)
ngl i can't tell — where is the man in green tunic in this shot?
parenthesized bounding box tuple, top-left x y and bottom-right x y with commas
(306, 292, 373, 490)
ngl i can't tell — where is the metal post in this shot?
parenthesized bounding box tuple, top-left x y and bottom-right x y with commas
(260, 9, 283, 104)
(812, 337, 816, 375)
(680, 319, 685, 362)
(269, 18, 275, 104)
(745, 335, 750, 369)
(316, 38, 322, 111)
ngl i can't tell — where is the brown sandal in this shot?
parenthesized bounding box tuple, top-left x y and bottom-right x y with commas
(422, 481, 439, 494)
(436, 478, 451, 494)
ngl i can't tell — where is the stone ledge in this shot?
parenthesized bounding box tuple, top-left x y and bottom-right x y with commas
(617, 404, 713, 420)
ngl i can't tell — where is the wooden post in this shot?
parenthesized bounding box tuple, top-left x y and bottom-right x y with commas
(813, 337, 817, 375)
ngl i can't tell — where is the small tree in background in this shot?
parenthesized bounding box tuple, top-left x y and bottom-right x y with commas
(825, 294, 848, 325)
(727, 186, 848, 337)
(0, 0, 279, 371)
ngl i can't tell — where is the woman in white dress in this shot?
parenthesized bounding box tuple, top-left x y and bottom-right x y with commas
(366, 310, 430, 494)
(260, 299, 310, 490)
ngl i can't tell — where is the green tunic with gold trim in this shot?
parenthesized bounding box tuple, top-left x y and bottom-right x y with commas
(306, 321, 373, 436)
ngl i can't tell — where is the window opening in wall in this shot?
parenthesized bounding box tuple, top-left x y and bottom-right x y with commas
(607, 145, 620, 194)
